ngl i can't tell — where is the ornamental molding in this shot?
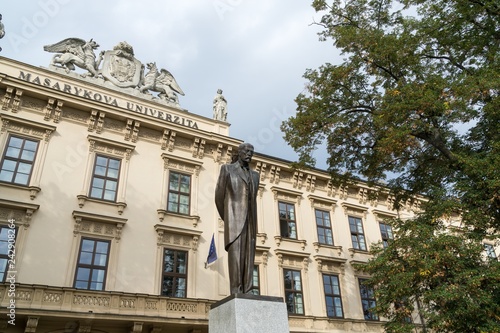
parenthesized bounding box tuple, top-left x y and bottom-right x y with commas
(372, 208, 398, 220)
(72, 210, 127, 240)
(0, 114, 56, 141)
(274, 248, 311, 271)
(154, 224, 202, 252)
(161, 153, 203, 175)
(313, 254, 347, 274)
(270, 186, 303, 205)
(341, 202, 368, 218)
(87, 134, 135, 160)
(0, 198, 39, 229)
(307, 194, 337, 210)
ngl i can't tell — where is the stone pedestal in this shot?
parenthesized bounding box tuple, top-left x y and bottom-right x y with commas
(209, 293, 290, 333)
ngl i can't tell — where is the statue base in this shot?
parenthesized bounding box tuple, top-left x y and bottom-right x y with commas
(209, 293, 290, 333)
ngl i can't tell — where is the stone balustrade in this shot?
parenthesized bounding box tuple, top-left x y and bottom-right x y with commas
(0, 283, 212, 321)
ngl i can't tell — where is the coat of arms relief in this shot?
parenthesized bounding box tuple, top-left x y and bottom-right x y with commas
(43, 38, 184, 106)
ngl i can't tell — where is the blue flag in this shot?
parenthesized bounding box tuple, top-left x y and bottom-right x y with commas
(206, 233, 217, 268)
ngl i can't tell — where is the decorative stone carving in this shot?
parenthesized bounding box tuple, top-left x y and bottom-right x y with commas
(154, 224, 202, 251)
(257, 233, 267, 245)
(2, 86, 13, 110)
(25, 316, 39, 333)
(125, 119, 141, 142)
(213, 143, 223, 162)
(341, 202, 368, 219)
(44, 38, 103, 77)
(293, 171, 303, 189)
(358, 187, 369, 205)
(22, 96, 46, 111)
(43, 38, 185, 106)
(305, 174, 316, 192)
(138, 62, 184, 104)
(255, 162, 267, 181)
(269, 165, 280, 184)
(192, 137, 205, 159)
(12, 89, 23, 112)
(130, 322, 143, 333)
(100, 42, 142, 88)
(72, 210, 126, 240)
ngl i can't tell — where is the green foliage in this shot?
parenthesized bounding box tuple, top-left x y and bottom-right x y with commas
(283, 0, 500, 331)
(359, 212, 500, 332)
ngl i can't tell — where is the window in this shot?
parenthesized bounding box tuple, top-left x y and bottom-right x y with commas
(484, 244, 497, 259)
(379, 222, 394, 248)
(279, 202, 297, 239)
(74, 238, 110, 290)
(0, 135, 39, 186)
(349, 216, 367, 251)
(0, 225, 16, 282)
(167, 172, 191, 215)
(162, 248, 188, 298)
(323, 274, 343, 318)
(316, 209, 333, 245)
(89, 155, 121, 201)
(359, 278, 378, 320)
(249, 265, 260, 295)
(284, 269, 304, 315)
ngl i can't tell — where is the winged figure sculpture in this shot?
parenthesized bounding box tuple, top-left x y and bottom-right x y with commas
(43, 38, 103, 77)
(138, 62, 185, 104)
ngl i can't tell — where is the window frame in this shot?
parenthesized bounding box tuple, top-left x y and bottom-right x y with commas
(166, 171, 192, 215)
(0, 114, 56, 199)
(322, 273, 344, 318)
(89, 154, 122, 202)
(73, 237, 111, 291)
(359, 278, 379, 321)
(278, 201, 297, 239)
(283, 268, 305, 315)
(0, 224, 17, 283)
(315, 208, 334, 246)
(484, 243, 497, 260)
(379, 222, 394, 249)
(249, 265, 260, 295)
(161, 248, 189, 298)
(0, 135, 40, 186)
(349, 216, 367, 251)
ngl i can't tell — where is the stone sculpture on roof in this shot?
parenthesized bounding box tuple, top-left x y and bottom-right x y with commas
(213, 89, 227, 121)
(100, 41, 142, 88)
(43, 38, 103, 77)
(0, 14, 5, 52)
(43, 38, 185, 107)
(139, 62, 185, 104)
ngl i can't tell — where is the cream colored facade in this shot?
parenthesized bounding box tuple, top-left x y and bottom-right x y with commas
(0, 56, 431, 333)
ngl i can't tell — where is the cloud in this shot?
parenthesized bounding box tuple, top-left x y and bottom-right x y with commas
(1, 0, 336, 170)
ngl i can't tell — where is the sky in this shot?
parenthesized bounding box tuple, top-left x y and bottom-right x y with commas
(1, 0, 340, 170)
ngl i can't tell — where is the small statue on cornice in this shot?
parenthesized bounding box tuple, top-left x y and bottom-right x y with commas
(43, 38, 104, 77)
(213, 89, 227, 121)
(138, 62, 184, 105)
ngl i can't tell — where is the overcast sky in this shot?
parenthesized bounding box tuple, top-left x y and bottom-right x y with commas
(1, 0, 340, 170)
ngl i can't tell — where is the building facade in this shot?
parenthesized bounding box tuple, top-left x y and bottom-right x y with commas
(0, 49, 496, 333)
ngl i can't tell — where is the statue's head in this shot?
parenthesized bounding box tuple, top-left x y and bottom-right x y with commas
(237, 143, 254, 166)
(217, 89, 223, 94)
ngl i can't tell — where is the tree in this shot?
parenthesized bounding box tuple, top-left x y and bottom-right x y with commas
(281, 0, 500, 331)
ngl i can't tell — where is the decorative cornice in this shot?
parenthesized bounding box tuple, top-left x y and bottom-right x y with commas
(154, 224, 202, 251)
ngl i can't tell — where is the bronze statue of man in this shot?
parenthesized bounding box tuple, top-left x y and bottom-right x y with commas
(215, 143, 259, 294)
